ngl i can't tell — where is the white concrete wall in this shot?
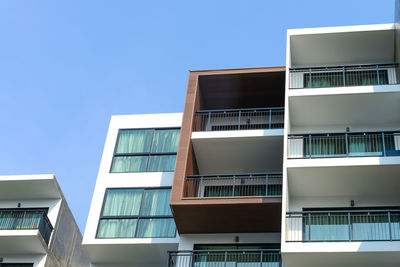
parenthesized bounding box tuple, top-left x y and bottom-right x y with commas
(289, 196, 400, 212)
(178, 233, 281, 250)
(290, 124, 400, 135)
(83, 113, 182, 245)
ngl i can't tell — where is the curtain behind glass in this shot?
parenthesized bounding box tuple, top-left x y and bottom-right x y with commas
(352, 213, 390, 241)
(152, 129, 180, 153)
(305, 72, 343, 88)
(116, 129, 153, 153)
(136, 218, 176, 238)
(97, 219, 137, 238)
(305, 135, 346, 157)
(111, 156, 149, 172)
(346, 70, 388, 86)
(391, 213, 400, 240)
(140, 189, 172, 216)
(15, 212, 42, 229)
(305, 213, 349, 241)
(148, 155, 176, 172)
(348, 134, 383, 156)
(102, 189, 143, 216)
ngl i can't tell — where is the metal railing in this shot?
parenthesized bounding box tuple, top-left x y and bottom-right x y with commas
(193, 108, 284, 132)
(167, 249, 281, 267)
(184, 173, 282, 198)
(286, 209, 400, 242)
(288, 131, 400, 159)
(289, 63, 399, 89)
(0, 209, 53, 245)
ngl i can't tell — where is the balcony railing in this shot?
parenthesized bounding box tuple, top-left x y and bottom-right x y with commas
(184, 173, 282, 198)
(0, 209, 53, 245)
(289, 63, 399, 89)
(288, 131, 400, 159)
(193, 108, 284, 132)
(167, 250, 281, 267)
(286, 210, 400, 242)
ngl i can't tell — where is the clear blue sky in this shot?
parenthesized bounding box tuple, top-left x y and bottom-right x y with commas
(0, 0, 395, 232)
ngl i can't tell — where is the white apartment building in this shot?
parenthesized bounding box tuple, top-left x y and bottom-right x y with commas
(0, 174, 89, 267)
(83, 8, 400, 267)
(282, 23, 400, 267)
(82, 113, 182, 267)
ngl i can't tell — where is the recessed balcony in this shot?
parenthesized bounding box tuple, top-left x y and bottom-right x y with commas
(168, 249, 281, 267)
(288, 131, 400, 159)
(0, 209, 53, 254)
(286, 209, 400, 242)
(283, 208, 400, 267)
(193, 108, 284, 132)
(191, 109, 284, 175)
(289, 63, 399, 90)
(184, 173, 282, 198)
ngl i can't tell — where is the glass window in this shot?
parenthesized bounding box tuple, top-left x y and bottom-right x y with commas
(136, 218, 176, 238)
(97, 188, 176, 239)
(152, 129, 180, 153)
(97, 219, 138, 238)
(111, 128, 180, 173)
(102, 189, 143, 216)
(111, 156, 149, 173)
(140, 189, 172, 216)
(148, 155, 176, 172)
(116, 129, 153, 153)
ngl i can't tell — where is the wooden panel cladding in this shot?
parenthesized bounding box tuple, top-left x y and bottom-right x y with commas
(170, 67, 285, 234)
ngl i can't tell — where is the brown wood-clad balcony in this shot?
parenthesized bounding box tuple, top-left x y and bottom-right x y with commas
(171, 67, 285, 234)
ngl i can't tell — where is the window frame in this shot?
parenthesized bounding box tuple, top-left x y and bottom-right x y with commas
(110, 127, 180, 173)
(96, 187, 177, 239)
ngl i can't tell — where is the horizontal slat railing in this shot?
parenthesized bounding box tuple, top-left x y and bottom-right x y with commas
(289, 63, 399, 89)
(167, 249, 281, 267)
(288, 131, 400, 159)
(0, 209, 53, 244)
(193, 107, 284, 132)
(184, 173, 282, 198)
(286, 210, 400, 242)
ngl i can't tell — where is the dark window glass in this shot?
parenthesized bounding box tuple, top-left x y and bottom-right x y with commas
(111, 128, 180, 173)
(97, 188, 176, 238)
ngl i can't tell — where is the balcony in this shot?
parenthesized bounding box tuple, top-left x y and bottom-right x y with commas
(193, 108, 284, 132)
(167, 249, 281, 267)
(184, 173, 282, 198)
(0, 209, 53, 244)
(0, 209, 53, 255)
(289, 63, 399, 89)
(286, 209, 400, 242)
(288, 131, 400, 159)
(191, 109, 284, 175)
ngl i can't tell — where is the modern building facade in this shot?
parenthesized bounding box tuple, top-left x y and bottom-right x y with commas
(282, 23, 400, 267)
(82, 113, 182, 267)
(0, 174, 89, 267)
(83, 12, 400, 267)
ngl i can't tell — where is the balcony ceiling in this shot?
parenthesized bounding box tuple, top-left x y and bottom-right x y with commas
(0, 230, 47, 254)
(192, 130, 284, 174)
(0, 175, 62, 200)
(84, 243, 178, 265)
(290, 29, 395, 67)
(289, 91, 400, 130)
(288, 164, 400, 198)
(198, 71, 285, 110)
